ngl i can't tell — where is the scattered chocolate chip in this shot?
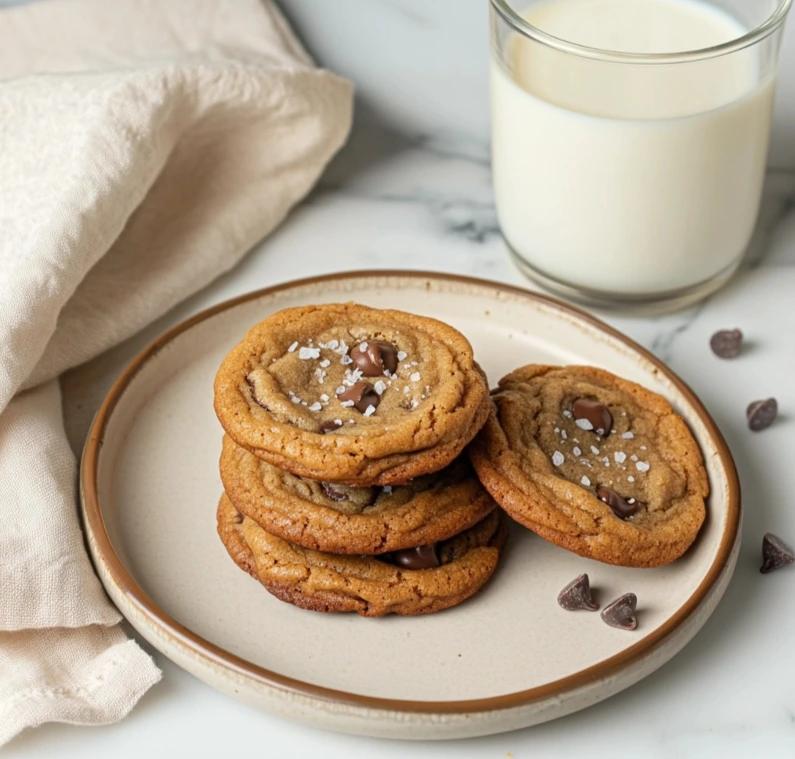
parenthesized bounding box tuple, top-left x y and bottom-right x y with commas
(710, 329, 743, 359)
(382, 544, 440, 570)
(760, 533, 795, 574)
(596, 486, 640, 519)
(572, 398, 613, 437)
(321, 481, 349, 502)
(339, 381, 381, 414)
(557, 574, 599, 611)
(350, 341, 398, 377)
(600, 593, 638, 631)
(318, 420, 343, 434)
(747, 398, 778, 432)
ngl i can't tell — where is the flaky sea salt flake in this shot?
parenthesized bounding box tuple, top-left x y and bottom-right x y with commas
(581, 476, 591, 487)
(308, 402, 322, 412)
(636, 461, 650, 472)
(552, 451, 565, 467)
(298, 347, 320, 360)
(363, 405, 376, 417)
(575, 418, 594, 431)
(621, 431, 634, 439)
(397, 351, 407, 361)
(374, 380, 387, 395)
(410, 372, 421, 382)
(287, 341, 299, 353)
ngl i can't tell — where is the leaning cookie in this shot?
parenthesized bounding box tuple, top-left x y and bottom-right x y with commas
(213, 303, 490, 485)
(220, 436, 496, 554)
(468, 365, 708, 568)
(217, 494, 507, 617)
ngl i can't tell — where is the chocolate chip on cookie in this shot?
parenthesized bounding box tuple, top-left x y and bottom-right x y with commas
(338, 381, 380, 415)
(382, 544, 440, 570)
(596, 487, 641, 520)
(572, 398, 613, 437)
(557, 573, 599, 611)
(350, 340, 398, 376)
(600, 593, 638, 630)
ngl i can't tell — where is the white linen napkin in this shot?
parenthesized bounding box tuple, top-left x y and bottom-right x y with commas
(0, 0, 353, 744)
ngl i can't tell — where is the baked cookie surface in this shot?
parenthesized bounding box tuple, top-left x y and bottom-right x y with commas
(213, 304, 490, 485)
(217, 494, 507, 617)
(220, 436, 496, 554)
(468, 365, 708, 568)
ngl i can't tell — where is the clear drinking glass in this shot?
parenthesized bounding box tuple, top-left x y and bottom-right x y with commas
(490, 0, 792, 313)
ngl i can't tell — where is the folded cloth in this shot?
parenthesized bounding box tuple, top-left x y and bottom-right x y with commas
(0, 0, 352, 745)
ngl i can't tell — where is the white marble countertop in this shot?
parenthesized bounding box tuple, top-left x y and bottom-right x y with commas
(8, 0, 795, 756)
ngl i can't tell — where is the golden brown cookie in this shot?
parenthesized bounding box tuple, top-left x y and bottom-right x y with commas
(217, 493, 507, 617)
(220, 436, 496, 554)
(213, 304, 490, 485)
(468, 365, 708, 568)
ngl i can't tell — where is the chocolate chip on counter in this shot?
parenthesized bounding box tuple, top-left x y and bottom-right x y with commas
(557, 573, 599, 611)
(572, 398, 613, 437)
(710, 329, 743, 359)
(321, 481, 349, 502)
(318, 420, 343, 434)
(382, 544, 440, 570)
(596, 487, 641, 520)
(747, 398, 778, 432)
(350, 341, 399, 376)
(760, 533, 795, 574)
(339, 381, 381, 414)
(600, 593, 638, 630)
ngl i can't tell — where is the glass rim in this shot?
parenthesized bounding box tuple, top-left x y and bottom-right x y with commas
(490, 0, 793, 64)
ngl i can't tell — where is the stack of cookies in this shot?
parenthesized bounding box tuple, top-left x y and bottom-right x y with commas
(213, 304, 507, 617)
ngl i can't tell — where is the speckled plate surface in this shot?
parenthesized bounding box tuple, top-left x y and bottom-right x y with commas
(80, 271, 740, 740)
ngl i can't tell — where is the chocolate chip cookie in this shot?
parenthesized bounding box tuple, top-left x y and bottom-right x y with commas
(214, 304, 490, 485)
(217, 494, 507, 617)
(220, 435, 496, 554)
(468, 365, 708, 568)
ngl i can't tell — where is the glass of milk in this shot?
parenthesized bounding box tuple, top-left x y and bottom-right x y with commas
(491, 0, 792, 312)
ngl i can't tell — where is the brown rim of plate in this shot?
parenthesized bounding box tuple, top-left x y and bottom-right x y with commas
(80, 270, 741, 716)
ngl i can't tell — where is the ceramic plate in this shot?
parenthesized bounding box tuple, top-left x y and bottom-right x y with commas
(81, 271, 740, 740)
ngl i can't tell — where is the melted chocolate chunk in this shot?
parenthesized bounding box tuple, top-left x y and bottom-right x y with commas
(557, 573, 599, 611)
(597, 486, 641, 520)
(572, 398, 613, 437)
(318, 420, 343, 434)
(747, 398, 778, 432)
(760, 533, 795, 574)
(320, 481, 349, 502)
(710, 329, 743, 359)
(338, 381, 380, 414)
(600, 593, 638, 631)
(382, 544, 440, 570)
(350, 341, 398, 377)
